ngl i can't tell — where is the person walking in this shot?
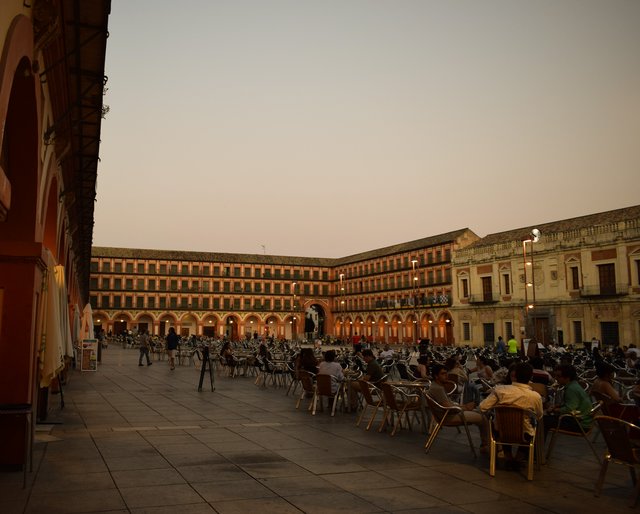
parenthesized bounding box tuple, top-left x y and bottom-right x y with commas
(166, 327, 180, 370)
(138, 329, 152, 366)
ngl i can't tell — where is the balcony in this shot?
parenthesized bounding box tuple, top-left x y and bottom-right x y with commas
(579, 284, 628, 297)
(467, 293, 499, 304)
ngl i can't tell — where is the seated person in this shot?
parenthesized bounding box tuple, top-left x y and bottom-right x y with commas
(480, 362, 543, 466)
(469, 356, 494, 382)
(591, 361, 639, 422)
(543, 364, 594, 435)
(317, 350, 344, 394)
(350, 349, 387, 409)
(529, 356, 553, 385)
(379, 344, 395, 361)
(415, 355, 430, 380)
(429, 364, 489, 452)
(445, 356, 481, 404)
(295, 348, 318, 374)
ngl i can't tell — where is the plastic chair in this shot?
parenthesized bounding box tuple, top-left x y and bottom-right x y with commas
(488, 406, 538, 480)
(594, 415, 640, 506)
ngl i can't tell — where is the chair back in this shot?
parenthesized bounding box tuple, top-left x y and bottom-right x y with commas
(299, 371, 316, 394)
(379, 382, 400, 411)
(316, 374, 337, 396)
(595, 415, 640, 464)
(529, 382, 547, 402)
(492, 406, 531, 444)
(359, 380, 380, 406)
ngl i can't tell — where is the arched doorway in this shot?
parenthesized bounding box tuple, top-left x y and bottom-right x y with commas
(113, 313, 132, 335)
(135, 314, 154, 335)
(224, 316, 239, 341)
(244, 315, 260, 341)
(304, 304, 326, 339)
(158, 314, 177, 337)
(180, 313, 198, 336)
(202, 315, 218, 337)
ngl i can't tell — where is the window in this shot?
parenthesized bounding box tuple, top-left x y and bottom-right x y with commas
(170, 264, 178, 274)
(170, 280, 178, 291)
(254, 269, 261, 278)
(274, 283, 281, 294)
(192, 265, 199, 275)
(160, 264, 167, 274)
(90, 295, 98, 308)
(170, 297, 178, 308)
(149, 263, 156, 274)
(101, 296, 110, 308)
(462, 322, 471, 341)
(234, 267, 240, 277)
(90, 278, 98, 290)
(572, 320, 582, 345)
(114, 278, 122, 290)
(461, 278, 469, 298)
(598, 263, 616, 295)
(481, 276, 493, 302)
(159, 297, 166, 308)
(148, 297, 155, 308)
(505, 321, 513, 340)
(181, 265, 189, 274)
(180, 298, 188, 308)
(136, 297, 144, 309)
(159, 279, 166, 291)
(125, 279, 133, 290)
(502, 274, 511, 295)
(203, 265, 210, 275)
(213, 298, 220, 309)
(126, 263, 133, 273)
(181, 280, 188, 290)
(570, 266, 580, 290)
(244, 268, 252, 277)
(113, 296, 121, 308)
(148, 279, 156, 290)
(601, 321, 619, 346)
(137, 279, 144, 290)
(483, 323, 495, 345)
(202, 298, 209, 309)
(90, 261, 98, 272)
(102, 261, 111, 272)
(137, 263, 145, 273)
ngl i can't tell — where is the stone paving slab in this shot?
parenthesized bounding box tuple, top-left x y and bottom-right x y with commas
(0, 345, 638, 513)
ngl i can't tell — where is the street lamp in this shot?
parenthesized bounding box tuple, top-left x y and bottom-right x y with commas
(522, 228, 541, 341)
(291, 282, 297, 341)
(411, 258, 419, 343)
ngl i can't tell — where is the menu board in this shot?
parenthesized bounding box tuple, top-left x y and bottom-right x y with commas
(81, 339, 98, 371)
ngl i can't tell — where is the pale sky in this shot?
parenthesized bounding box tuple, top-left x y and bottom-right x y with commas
(93, 0, 640, 258)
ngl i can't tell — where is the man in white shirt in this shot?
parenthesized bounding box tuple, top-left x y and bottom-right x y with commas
(379, 345, 395, 360)
(480, 362, 543, 468)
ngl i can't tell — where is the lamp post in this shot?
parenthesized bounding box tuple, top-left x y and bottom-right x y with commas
(339, 273, 345, 342)
(291, 282, 297, 341)
(522, 228, 541, 342)
(411, 258, 419, 344)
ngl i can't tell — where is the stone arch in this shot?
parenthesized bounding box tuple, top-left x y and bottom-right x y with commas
(158, 313, 178, 337)
(202, 314, 220, 337)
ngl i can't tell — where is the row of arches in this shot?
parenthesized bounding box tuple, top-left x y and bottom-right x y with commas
(335, 312, 454, 345)
(93, 305, 454, 344)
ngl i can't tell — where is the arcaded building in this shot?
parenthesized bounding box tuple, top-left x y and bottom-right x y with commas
(0, 2, 110, 468)
(452, 205, 640, 347)
(90, 229, 479, 345)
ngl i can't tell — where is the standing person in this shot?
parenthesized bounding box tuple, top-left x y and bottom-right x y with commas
(138, 329, 152, 366)
(496, 336, 506, 355)
(166, 327, 179, 370)
(507, 335, 519, 355)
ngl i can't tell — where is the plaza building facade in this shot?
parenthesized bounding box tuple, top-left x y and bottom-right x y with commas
(0, 1, 110, 467)
(452, 205, 640, 348)
(90, 229, 479, 345)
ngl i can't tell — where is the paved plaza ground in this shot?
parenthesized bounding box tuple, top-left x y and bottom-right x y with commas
(0, 345, 637, 513)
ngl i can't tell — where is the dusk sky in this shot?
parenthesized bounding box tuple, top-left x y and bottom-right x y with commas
(93, 0, 640, 258)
